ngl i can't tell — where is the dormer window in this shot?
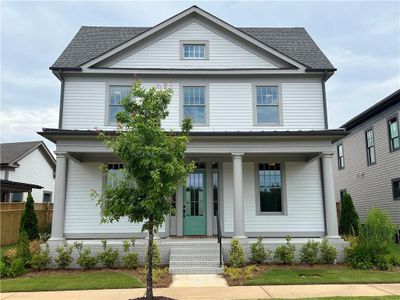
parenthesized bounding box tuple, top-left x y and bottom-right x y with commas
(181, 41, 208, 59)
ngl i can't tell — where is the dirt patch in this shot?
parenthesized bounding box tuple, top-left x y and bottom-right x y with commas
(130, 298, 177, 300)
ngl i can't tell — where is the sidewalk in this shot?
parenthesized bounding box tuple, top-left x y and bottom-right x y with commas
(1, 284, 399, 300)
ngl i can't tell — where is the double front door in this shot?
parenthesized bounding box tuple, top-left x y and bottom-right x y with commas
(183, 170, 207, 235)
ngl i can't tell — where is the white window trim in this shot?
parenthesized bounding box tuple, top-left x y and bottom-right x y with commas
(180, 83, 209, 127)
(254, 161, 287, 215)
(252, 83, 283, 126)
(180, 40, 209, 60)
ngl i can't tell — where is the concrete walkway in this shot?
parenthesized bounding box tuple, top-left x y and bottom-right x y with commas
(171, 274, 228, 287)
(0, 284, 399, 300)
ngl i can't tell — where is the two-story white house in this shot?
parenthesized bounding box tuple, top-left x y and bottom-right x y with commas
(41, 6, 347, 271)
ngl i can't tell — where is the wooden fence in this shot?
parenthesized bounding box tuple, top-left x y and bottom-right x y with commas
(0, 203, 53, 246)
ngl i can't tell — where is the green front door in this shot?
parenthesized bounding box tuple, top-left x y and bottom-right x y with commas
(183, 170, 207, 235)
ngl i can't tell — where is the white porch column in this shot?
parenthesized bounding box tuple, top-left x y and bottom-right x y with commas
(50, 152, 68, 241)
(232, 153, 246, 239)
(322, 153, 341, 239)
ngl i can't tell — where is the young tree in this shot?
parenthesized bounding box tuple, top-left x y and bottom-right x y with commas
(339, 192, 360, 236)
(19, 193, 39, 240)
(92, 81, 193, 300)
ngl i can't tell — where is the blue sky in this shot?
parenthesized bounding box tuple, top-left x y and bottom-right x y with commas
(1, 1, 399, 150)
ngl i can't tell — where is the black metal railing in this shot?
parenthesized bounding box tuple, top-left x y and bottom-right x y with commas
(216, 211, 222, 267)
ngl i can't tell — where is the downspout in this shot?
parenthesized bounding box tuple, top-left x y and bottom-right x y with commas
(57, 69, 65, 129)
(321, 70, 329, 129)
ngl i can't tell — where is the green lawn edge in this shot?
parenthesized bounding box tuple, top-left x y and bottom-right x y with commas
(0, 270, 144, 293)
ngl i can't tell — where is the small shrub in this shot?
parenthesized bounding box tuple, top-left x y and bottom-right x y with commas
(122, 238, 138, 269)
(274, 236, 296, 265)
(0, 259, 8, 277)
(145, 241, 161, 268)
(319, 239, 337, 264)
(346, 208, 397, 270)
(39, 231, 51, 242)
(152, 267, 168, 284)
(300, 240, 320, 265)
(55, 242, 74, 269)
(16, 231, 31, 265)
(339, 193, 360, 236)
(224, 266, 241, 282)
(224, 265, 258, 284)
(228, 238, 245, 267)
(19, 193, 39, 240)
(98, 239, 119, 268)
(243, 264, 257, 280)
(29, 239, 43, 255)
(30, 244, 51, 271)
(74, 242, 98, 270)
(250, 237, 271, 264)
(7, 258, 26, 277)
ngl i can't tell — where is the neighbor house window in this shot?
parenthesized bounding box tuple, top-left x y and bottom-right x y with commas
(340, 189, 347, 202)
(255, 86, 279, 124)
(392, 178, 400, 201)
(109, 86, 131, 124)
(183, 86, 206, 125)
(365, 129, 376, 165)
(43, 191, 52, 203)
(258, 163, 282, 213)
(388, 116, 399, 152)
(11, 192, 23, 202)
(182, 43, 206, 59)
(107, 163, 124, 186)
(337, 144, 345, 170)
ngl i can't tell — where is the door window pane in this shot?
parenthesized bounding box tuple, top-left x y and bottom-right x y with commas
(259, 163, 282, 212)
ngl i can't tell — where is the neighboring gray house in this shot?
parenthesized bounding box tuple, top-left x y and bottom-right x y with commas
(40, 6, 347, 272)
(0, 141, 56, 203)
(333, 90, 400, 236)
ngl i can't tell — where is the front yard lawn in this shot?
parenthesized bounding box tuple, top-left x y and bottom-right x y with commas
(244, 265, 400, 286)
(0, 270, 144, 292)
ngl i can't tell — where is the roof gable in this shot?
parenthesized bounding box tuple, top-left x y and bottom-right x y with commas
(51, 6, 334, 71)
(0, 141, 56, 170)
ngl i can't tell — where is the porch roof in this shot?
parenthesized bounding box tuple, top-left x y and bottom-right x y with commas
(39, 128, 345, 143)
(0, 179, 43, 193)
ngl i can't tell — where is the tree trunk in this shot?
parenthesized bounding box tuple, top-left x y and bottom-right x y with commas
(146, 216, 154, 300)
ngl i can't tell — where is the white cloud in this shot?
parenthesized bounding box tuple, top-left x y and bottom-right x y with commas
(0, 107, 58, 151)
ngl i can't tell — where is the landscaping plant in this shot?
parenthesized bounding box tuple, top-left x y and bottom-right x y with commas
(319, 239, 337, 264)
(74, 242, 98, 270)
(346, 208, 397, 270)
(250, 237, 271, 264)
(98, 239, 119, 268)
(16, 231, 31, 265)
(228, 238, 245, 267)
(92, 81, 194, 300)
(30, 243, 51, 271)
(19, 193, 39, 240)
(274, 236, 296, 265)
(339, 192, 360, 236)
(122, 238, 138, 269)
(55, 242, 74, 269)
(145, 241, 161, 269)
(300, 240, 320, 265)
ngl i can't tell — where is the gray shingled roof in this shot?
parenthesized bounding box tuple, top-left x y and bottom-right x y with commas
(51, 26, 334, 70)
(0, 141, 43, 165)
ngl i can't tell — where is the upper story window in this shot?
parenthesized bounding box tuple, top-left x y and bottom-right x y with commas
(365, 129, 376, 165)
(183, 86, 206, 125)
(337, 143, 345, 170)
(109, 86, 131, 124)
(181, 42, 208, 59)
(388, 115, 399, 152)
(255, 86, 280, 125)
(43, 191, 52, 204)
(107, 163, 124, 186)
(257, 163, 283, 213)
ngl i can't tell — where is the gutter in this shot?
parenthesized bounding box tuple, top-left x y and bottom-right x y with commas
(321, 70, 329, 129)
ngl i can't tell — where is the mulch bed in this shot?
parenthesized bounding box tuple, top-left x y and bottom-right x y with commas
(130, 298, 177, 300)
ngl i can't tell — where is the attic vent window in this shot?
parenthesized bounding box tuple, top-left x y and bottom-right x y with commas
(181, 41, 208, 59)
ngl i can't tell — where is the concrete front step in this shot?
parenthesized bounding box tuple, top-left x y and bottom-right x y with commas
(169, 266, 224, 274)
(170, 261, 222, 267)
(171, 248, 220, 255)
(170, 254, 220, 261)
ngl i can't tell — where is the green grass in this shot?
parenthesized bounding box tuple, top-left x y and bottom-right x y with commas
(245, 267, 400, 286)
(0, 243, 16, 257)
(0, 270, 144, 292)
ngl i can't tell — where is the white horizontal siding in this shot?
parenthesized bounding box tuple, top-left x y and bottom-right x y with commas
(223, 160, 325, 233)
(112, 22, 277, 69)
(8, 149, 55, 203)
(64, 161, 165, 235)
(62, 81, 106, 130)
(62, 77, 325, 131)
